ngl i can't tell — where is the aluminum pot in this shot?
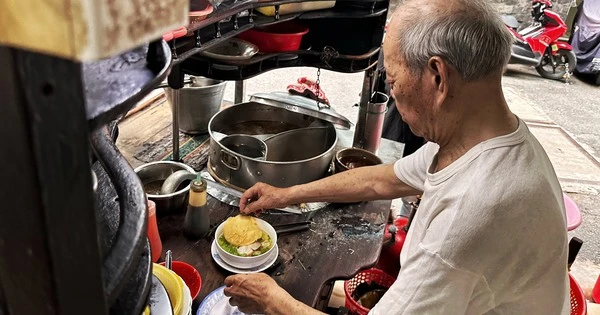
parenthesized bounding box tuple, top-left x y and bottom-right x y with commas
(134, 161, 195, 215)
(208, 102, 336, 189)
(165, 76, 227, 135)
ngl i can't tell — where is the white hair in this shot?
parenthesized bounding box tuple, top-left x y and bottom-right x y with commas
(393, 0, 513, 81)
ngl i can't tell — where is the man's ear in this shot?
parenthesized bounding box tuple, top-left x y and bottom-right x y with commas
(427, 56, 449, 93)
(426, 56, 450, 107)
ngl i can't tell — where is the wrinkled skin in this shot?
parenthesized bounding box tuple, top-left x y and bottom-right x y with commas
(223, 273, 320, 314)
(239, 182, 292, 214)
(224, 273, 278, 313)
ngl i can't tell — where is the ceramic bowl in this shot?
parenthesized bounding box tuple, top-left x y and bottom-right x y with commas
(214, 218, 277, 269)
(333, 147, 383, 173)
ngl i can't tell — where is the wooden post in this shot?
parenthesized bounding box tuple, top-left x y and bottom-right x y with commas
(0, 46, 106, 314)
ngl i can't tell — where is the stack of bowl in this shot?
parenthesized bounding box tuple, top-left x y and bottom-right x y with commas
(152, 262, 202, 315)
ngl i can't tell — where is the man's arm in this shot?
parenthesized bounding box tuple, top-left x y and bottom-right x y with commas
(288, 163, 420, 204)
(240, 164, 421, 213)
(224, 273, 326, 315)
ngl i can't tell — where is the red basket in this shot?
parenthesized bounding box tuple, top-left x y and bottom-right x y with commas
(344, 268, 396, 315)
(570, 273, 587, 315)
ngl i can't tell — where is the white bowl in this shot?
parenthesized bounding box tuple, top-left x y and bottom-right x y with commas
(214, 217, 278, 269)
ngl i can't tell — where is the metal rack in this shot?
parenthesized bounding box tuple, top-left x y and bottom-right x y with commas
(167, 0, 389, 160)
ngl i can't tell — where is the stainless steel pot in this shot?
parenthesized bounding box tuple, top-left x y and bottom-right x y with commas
(165, 76, 227, 135)
(134, 161, 195, 215)
(208, 101, 338, 189)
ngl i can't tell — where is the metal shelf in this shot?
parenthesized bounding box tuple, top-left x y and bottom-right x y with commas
(181, 47, 380, 80)
(182, 0, 388, 33)
(84, 40, 171, 130)
(299, 7, 387, 19)
(169, 0, 387, 65)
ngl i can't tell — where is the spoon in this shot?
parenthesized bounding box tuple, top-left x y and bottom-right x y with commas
(160, 170, 196, 195)
(165, 250, 172, 270)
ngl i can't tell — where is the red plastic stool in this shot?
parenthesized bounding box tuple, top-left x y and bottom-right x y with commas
(564, 193, 582, 231)
(593, 273, 600, 303)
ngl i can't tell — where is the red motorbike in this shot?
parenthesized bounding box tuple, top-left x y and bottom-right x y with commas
(507, 0, 577, 80)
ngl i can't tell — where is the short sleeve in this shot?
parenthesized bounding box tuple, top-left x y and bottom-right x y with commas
(393, 142, 438, 192)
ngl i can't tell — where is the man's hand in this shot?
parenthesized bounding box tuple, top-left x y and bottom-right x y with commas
(224, 273, 326, 315)
(223, 273, 284, 314)
(239, 182, 292, 214)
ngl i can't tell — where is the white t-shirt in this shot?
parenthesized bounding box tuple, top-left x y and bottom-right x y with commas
(370, 120, 569, 314)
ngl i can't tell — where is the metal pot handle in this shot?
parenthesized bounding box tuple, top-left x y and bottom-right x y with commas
(220, 150, 241, 170)
(91, 126, 148, 304)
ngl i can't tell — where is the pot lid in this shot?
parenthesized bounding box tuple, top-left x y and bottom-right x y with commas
(250, 92, 352, 130)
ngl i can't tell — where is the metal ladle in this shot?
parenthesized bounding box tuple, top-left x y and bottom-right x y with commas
(160, 170, 197, 195)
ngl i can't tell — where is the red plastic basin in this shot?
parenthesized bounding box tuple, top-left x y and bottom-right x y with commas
(237, 21, 308, 53)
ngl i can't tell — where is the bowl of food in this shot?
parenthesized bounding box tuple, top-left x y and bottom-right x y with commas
(214, 215, 277, 269)
(333, 148, 383, 173)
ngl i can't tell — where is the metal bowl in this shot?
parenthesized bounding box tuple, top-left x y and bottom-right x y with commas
(134, 161, 195, 215)
(334, 147, 383, 173)
(200, 38, 259, 61)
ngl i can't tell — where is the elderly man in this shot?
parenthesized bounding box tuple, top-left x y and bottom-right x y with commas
(223, 0, 569, 313)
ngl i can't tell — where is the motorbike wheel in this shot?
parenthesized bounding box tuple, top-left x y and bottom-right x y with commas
(535, 49, 577, 80)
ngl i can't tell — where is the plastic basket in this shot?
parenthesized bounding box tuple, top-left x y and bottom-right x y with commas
(344, 268, 396, 315)
(570, 273, 587, 315)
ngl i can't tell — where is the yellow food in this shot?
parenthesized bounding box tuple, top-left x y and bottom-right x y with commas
(222, 215, 263, 247)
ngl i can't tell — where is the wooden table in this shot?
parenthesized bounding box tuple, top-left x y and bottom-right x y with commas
(159, 198, 391, 311)
(158, 131, 404, 312)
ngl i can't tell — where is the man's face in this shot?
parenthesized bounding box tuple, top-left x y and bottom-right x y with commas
(382, 38, 434, 139)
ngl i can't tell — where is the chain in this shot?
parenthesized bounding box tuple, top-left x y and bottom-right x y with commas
(320, 46, 339, 68)
(313, 46, 339, 109)
(315, 68, 323, 109)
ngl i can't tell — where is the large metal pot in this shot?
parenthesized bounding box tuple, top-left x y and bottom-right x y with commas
(134, 161, 195, 215)
(208, 101, 340, 189)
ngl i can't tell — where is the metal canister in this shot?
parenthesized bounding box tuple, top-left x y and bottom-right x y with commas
(352, 92, 389, 154)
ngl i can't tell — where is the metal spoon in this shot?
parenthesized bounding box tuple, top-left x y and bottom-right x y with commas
(160, 170, 196, 195)
(165, 250, 172, 270)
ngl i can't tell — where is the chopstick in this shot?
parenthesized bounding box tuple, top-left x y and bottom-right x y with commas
(273, 221, 312, 234)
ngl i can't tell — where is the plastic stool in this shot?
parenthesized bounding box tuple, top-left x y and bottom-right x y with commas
(564, 193, 582, 231)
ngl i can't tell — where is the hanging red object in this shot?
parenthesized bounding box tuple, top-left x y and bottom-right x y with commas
(375, 216, 409, 277)
(147, 200, 163, 263)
